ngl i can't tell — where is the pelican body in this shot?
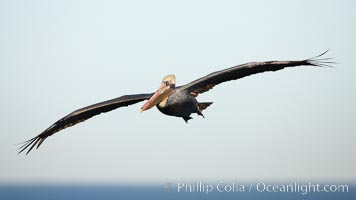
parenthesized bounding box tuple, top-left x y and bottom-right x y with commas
(18, 51, 333, 154)
(155, 86, 212, 122)
(139, 74, 212, 122)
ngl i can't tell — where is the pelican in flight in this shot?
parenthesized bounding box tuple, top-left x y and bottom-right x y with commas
(18, 51, 332, 154)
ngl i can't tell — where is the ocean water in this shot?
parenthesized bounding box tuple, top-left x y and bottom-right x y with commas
(0, 184, 355, 200)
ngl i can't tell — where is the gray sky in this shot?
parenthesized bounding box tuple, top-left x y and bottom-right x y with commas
(0, 0, 355, 184)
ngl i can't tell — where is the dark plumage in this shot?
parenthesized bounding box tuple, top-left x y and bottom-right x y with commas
(18, 93, 153, 154)
(156, 89, 213, 122)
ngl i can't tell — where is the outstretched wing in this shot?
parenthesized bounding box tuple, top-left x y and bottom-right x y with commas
(18, 93, 153, 155)
(178, 51, 333, 97)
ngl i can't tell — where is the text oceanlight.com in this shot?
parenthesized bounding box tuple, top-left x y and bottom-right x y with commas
(169, 181, 349, 195)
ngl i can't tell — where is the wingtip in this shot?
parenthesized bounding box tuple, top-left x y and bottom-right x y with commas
(17, 136, 43, 155)
(306, 50, 336, 68)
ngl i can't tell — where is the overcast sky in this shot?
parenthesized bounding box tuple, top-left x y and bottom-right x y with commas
(0, 0, 355, 184)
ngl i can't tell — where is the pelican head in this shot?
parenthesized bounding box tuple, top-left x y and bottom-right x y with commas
(141, 75, 176, 112)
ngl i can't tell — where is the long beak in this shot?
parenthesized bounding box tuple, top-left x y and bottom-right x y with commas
(141, 83, 171, 112)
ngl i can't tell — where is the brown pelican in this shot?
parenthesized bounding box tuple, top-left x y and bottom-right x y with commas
(18, 51, 333, 154)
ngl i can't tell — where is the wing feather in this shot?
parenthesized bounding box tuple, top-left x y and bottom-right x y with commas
(179, 51, 333, 97)
(18, 93, 153, 154)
